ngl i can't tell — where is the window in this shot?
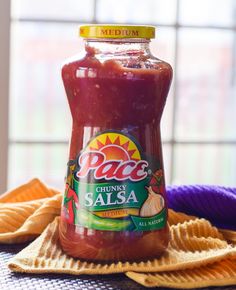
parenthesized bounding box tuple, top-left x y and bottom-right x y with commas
(1, 0, 236, 192)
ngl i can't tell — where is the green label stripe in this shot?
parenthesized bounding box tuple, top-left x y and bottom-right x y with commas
(75, 209, 133, 231)
(130, 209, 166, 231)
(74, 208, 166, 231)
(73, 177, 148, 211)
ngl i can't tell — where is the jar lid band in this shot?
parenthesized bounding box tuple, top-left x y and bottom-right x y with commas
(79, 25, 156, 39)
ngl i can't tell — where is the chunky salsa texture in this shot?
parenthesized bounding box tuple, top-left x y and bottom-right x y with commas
(59, 44, 172, 262)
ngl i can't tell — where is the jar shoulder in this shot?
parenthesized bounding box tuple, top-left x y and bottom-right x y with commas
(62, 52, 172, 79)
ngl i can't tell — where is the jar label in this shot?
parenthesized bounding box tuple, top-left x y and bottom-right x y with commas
(62, 131, 167, 231)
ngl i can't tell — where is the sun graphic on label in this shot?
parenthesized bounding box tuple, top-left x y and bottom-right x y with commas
(86, 132, 141, 161)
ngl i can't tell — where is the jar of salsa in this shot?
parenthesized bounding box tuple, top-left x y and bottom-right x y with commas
(59, 25, 173, 262)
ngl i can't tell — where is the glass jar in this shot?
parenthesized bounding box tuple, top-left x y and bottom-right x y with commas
(59, 25, 173, 262)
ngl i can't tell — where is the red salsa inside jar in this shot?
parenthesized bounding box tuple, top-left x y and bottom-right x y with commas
(59, 25, 173, 262)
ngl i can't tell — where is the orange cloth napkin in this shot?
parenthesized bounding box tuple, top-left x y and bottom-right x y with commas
(0, 179, 61, 243)
(0, 179, 236, 288)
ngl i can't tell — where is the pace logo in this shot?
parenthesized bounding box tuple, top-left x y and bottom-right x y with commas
(75, 132, 148, 182)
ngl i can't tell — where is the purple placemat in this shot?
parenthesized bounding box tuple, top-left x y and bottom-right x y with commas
(167, 185, 236, 230)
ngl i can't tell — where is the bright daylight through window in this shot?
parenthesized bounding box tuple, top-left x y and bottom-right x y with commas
(1, 0, 235, 191)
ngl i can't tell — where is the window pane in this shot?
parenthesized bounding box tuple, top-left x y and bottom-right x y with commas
(10, 22, 83, 140)
(11, 0, 94, 21)
(97, 0, 177, 24)
(173, 144, 236, 186)
(151, 27, 175, 141)
(8, 144, 68, 190)
(150, 27, 175, 65)
(179, 0, 235, 27)
(176, 28, 236, 140)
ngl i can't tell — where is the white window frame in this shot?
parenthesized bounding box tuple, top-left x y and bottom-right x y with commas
(0, 0, 10, 193)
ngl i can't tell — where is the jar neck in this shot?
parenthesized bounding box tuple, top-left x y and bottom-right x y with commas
(84, 38, 151, 56)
